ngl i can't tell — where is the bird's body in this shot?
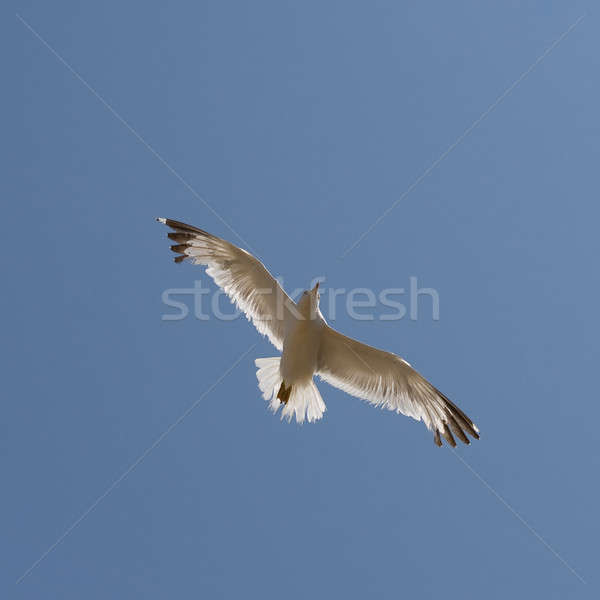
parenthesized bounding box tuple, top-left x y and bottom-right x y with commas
(157, 217, 480, 447)
(280, 293, 323, 385)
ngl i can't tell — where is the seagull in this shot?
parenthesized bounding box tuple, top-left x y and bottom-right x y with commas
(157, 217, 479, 447)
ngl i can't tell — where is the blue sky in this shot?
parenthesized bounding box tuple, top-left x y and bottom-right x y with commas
(5, 1, 599, 598)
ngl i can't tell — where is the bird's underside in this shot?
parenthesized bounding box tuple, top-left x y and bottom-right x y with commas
(157, 217, 480, 447)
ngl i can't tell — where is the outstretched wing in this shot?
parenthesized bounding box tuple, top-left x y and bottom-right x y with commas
(157, 218, 294, 350)
(317, 326, 479, 446)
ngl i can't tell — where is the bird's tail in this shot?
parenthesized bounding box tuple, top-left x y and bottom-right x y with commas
(255, 357, 283, 413)
(255, 357, 326, 424)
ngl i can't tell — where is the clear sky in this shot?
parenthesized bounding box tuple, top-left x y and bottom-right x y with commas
(6, 1, 598, 598)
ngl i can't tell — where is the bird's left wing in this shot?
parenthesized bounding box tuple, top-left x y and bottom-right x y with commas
(317, 326, 479, 446)
(157, 218, 294, 351)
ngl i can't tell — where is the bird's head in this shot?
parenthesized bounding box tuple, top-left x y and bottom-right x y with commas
(297, 281, 321, 319)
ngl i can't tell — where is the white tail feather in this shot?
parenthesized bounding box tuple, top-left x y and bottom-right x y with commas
(255, 357, 283, 413)
(255, 357, 326, 424)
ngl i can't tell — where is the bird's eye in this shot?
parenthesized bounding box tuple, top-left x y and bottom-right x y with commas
(302, 291, 308, 296)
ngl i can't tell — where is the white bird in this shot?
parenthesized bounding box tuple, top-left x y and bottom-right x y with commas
(157, 218, 479, 447)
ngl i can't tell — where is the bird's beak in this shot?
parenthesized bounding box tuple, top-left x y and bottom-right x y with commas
(313, 282, 320, 292)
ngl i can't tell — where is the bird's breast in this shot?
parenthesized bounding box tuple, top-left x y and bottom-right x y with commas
(280, 319, 322, 383)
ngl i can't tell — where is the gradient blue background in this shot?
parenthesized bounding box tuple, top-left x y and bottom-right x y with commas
(5, 1, 598, 598)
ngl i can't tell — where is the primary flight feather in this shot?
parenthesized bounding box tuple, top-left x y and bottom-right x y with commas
(157, 217, 480, 447)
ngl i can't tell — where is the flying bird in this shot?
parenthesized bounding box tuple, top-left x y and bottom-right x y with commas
(157, 218, 479, 447)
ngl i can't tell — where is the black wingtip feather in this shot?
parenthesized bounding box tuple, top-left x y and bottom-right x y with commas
(168, 232, 195, 242)
(441, 425, 457, 447)
(447, 414, 470, 445)
(163, 218, 214, 238)
(433, 386, 480, 443)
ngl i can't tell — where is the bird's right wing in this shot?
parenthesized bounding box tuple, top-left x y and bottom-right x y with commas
(317, 325, 479, 446)
(157, 218, 295, 351)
